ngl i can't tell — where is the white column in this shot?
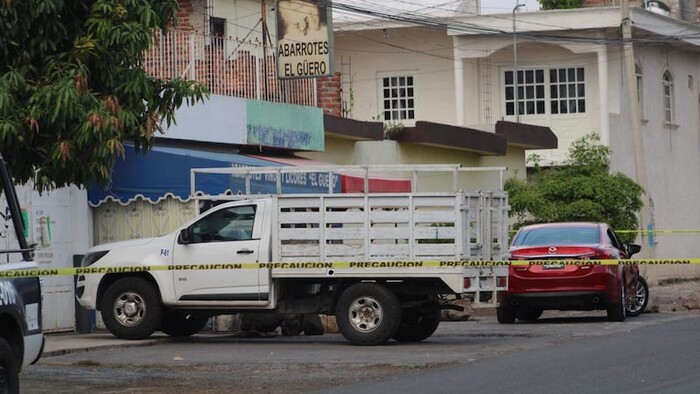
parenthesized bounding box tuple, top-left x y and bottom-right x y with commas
(597, 47, 610, 146)
(454, 56, 465, 126)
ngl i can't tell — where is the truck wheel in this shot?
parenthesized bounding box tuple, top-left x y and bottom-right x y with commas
(0, 338, 19, 394)
(335, 283, 401, 346)
(101, 277, 163, 339)
(161, 313, 209, 337)
(392, 303, 441, 342)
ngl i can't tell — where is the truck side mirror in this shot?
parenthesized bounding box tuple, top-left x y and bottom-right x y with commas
(626, 243, 641, 257)
(178, 228, 194, 244)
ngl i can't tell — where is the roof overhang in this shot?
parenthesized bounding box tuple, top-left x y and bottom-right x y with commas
(386, 121, 556, 155)
(495, 121, 558, 150)
(446, 7, 700, 50)
(324, 114, 384, 141)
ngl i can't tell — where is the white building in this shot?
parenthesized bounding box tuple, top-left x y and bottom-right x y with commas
(331, 3, 700, 280)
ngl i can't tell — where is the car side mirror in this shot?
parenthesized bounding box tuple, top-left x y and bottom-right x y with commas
(626, 243, 641, 257)
(178, 228, 194, 244)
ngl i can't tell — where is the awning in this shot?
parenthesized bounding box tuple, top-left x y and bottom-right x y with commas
(88, 145, 341, 206)
(244, 154, 412, 193)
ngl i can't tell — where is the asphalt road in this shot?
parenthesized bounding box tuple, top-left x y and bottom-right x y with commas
(23, 311, 700, 393)
(324, 313, 700, 394)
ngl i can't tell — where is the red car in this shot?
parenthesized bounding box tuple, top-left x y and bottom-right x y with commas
(499, 222, 644, 323)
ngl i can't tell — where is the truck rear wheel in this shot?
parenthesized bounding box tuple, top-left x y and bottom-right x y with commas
(101, 277, 163, 340)
(0, 338, 19, 394)
(392, 303, 441, 342)
(335, 283, 401, 346)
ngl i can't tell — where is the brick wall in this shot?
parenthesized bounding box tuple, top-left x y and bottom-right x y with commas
(176, 0, 194, 30)
(316, 73, 342, 116)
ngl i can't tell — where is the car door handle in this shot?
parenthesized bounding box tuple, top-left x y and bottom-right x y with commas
(237, 249, 255, 255)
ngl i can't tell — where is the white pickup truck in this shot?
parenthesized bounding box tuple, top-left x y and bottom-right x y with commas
(77, 165, 509, 345)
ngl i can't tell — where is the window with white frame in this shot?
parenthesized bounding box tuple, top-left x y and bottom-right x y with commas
(550, 67, 585, 114)
(635, 64, 644, 118)
(381, 75, 415, 122)
(504, 66, 586, 116)
(663, 70, 674, 123)
(505, 70, 545, 116)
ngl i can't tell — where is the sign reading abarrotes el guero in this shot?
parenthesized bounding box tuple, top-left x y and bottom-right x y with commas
(276, 0, 334, 79)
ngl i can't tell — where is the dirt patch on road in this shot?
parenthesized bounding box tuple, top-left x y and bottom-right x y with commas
(648, 278, 700, 313)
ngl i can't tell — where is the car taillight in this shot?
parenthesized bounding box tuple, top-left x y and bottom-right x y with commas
(594, 249, 615, 260)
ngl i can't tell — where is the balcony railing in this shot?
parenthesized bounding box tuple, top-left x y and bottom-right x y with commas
(143, 29, 317, 106)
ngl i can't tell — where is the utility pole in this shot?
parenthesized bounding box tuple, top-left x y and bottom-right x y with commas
(261, 0, 269, 100)
(621, 0, 652, 254)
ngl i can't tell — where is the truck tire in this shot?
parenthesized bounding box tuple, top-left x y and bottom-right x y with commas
(0, 338, 19, 394)
(101, 277, 163, 340)
(335, 283, 401, 346)
(161, 313, 209, 337)
(392, 303, 441, 342)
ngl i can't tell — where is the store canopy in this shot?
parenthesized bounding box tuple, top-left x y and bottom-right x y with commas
(243, 154, 412, 193)
(88, 145, 341, 206)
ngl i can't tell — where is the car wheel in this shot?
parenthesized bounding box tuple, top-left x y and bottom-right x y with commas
(335, 283, 401, 346)
(392, 302, 441, 342)
(497, 307, 517, 324)
(516, 307, 543, 322)
(625, 276, 649, 317)
(101, 277, 163, 339)
(161, 313, 209, 337)
(0, 338, 19, 394)
(607, 279, 626, 322)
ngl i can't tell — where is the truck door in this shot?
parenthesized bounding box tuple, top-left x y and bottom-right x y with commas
(172, 202, 267, 303)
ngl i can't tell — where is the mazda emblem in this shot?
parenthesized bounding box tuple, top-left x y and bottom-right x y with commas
(548, 247, 557, 254)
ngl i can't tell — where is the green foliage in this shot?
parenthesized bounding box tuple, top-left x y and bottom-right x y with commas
(538, 0, 584, 10)
(506, 133, 644, 243)
(0, 1, 208, 191)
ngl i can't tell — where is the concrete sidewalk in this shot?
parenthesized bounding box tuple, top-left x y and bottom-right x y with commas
(42, 332, 170, 357)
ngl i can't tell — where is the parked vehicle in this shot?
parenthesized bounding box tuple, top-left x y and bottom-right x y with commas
(500, 222, 642, 323)
(0, 154, 44, 393)
(77, 165, 510, 345)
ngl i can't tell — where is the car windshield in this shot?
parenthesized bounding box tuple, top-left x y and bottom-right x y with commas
(513, 226, 600, 246)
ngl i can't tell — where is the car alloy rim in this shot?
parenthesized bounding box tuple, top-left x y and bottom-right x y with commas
(114, 291, 147, 327)
(348, 296, 383, 333)
(628, 281, 647, 313)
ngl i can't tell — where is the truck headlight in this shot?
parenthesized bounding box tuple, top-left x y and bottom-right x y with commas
(81, 251, 109, 267)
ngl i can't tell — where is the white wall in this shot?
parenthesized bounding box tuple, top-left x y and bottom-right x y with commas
(7, 185, 91, 332)
(335, 27, 456, 124)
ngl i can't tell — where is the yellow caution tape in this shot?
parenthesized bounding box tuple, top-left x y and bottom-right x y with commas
(1, 258, 699, 279)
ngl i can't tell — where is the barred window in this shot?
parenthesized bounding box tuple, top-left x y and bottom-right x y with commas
(550, 67, 585, 114)
(663, 70, 674, 123)
(382, 76, 415, 122)
(503, 66, 586, 117)
(505, 70, 545, 116)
